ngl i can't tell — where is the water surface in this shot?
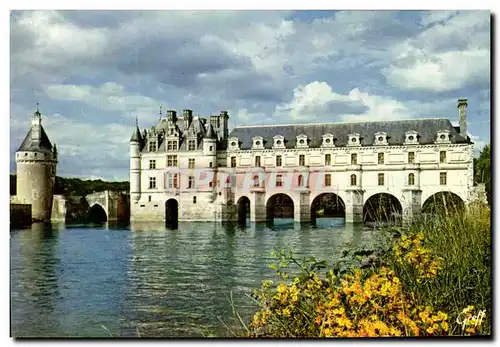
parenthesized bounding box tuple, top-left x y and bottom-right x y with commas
(10, 219, 384, 337)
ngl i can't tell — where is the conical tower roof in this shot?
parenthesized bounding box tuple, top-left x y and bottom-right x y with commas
(17, 108, 53, 153)
(204, 122, 217, 139)
(130, 118, 143, 143)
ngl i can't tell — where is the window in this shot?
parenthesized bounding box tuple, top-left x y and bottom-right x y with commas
(408, 152, 415, 164)
(188, 176, 195, 189)
(148, 141, 157, 152)
(276, 155, 282, 167)
(276, 174, 283, 187)
(209, 146, 213, 151)
(167, 155, 178, 167)
(440, 151, 446, 163)
(378, 153, 385, 164)
(350, 174, 357, 186)
(299, 154, 305, 166)
(149, 160, 156, 169)
(255, 156, 261, 167)
(149, 177, 156, 189)
(325, 174, 331, 187)
(209, 162, 213, 168)
(173, 173, 179, 188)
(440, 172, 447, 185)
(325, 154, 331, 166)
(193, 196, 197, 204)
(408, 173, 415, 186)
(188, 158, 195, 169)
(351, 153, 357, 165)
(188, 139, 196, 151)
(378, 173, 384, 186)
(148, 195, 151, 202)
(231, 156, 237, 168)
(209, 181, 213, 188)
(167, 141, 178, 151)
(298, 175, 304, 187)
(253, 175, 259, 187)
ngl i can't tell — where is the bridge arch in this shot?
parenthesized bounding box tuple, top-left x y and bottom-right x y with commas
(236, 196, 251, 226)
(422, 192, 465, 216)
(266, 193, 294, 224)
(165, 198, 179, 228)
(88, 203, 107, 223)
(311, 193, 346, 224)
(363, 193, 402, 224)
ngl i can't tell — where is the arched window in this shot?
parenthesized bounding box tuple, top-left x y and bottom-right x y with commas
(408, 173, 415, 186)
(253, 175, 259, 187)
(298, 175, 304, 187)
(350, 174, 357, 186)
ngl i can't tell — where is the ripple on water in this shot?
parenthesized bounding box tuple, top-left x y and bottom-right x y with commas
(11, 219, 384, 337)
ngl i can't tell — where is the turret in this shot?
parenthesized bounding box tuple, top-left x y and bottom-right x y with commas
(130, 117, 143, 203)
(15, 105, 57, 222)
(458, 98, 468, 137)
(203, 122, 218, 157)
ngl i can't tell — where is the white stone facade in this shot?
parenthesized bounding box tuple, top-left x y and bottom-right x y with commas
(130, 101, 474, 223)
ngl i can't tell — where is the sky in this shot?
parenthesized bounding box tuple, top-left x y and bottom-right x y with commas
(9, 10, 491, 181)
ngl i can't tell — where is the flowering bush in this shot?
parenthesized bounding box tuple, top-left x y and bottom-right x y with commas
(247, 206, 490, 337)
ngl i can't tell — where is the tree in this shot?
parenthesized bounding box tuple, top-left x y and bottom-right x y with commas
(474, 144, 491, 206)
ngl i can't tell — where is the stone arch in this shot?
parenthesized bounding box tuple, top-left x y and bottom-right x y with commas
(266, 193, 294, 224)
(236, 196, 251, 226)
(422, 192, 465, 216)
(88, 203, 107, 223)
(165, 198, 179, 228)
(311, 193, 346, 224)
(363, 193, 402, 224)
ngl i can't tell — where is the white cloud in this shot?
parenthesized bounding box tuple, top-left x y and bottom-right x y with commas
(274, 81, 411, 123)
(383, 11, 490, 92)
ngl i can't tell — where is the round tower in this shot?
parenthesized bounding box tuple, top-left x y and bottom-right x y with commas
(130, 117, 143, 204)
(15, 107, 58, 222)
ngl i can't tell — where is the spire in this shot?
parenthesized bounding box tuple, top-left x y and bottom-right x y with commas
(130, 117, 143, 143)
(17, 105, 53, 152)
(205, 122, 217, 139)
(159, 106, 163, 120)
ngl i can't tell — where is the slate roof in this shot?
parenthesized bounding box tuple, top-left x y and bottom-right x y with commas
(204, 123, 217, 139)
(130, 125, 143, 143)
(17, 125, 53, 153)
(228, 118, 469, 149)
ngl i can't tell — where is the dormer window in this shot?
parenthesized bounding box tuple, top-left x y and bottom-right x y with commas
(404, 131, 419, 145)
(273, 135, 286, 149)
(228, 137, 240, 151)
(252, 136, 264, 150)
(321, 133, 335, 148)
(148, 140, 157, 152)
(348, 133, 361, 147)
(374, 132, 388, 146)
(188, 139, 197, 151)
(435, 130, 451, 144)
(296, 134, 309, 148)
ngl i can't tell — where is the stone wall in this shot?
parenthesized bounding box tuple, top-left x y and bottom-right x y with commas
(10, 203, 32, 229)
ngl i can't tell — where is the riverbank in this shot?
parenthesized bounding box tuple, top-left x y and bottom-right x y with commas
(244, 203, 491, 337)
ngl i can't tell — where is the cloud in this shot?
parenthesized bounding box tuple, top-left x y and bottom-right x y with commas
(42, 82, 165, 123)
(273, 81, 410, 123)
(383, 11, 490, 92)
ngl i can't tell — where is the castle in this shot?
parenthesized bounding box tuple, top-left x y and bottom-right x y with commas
(11, 107, 58, 223)
(130, 99, 474, 224)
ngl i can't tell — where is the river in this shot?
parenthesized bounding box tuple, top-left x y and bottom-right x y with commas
(10, 219, 385, 337)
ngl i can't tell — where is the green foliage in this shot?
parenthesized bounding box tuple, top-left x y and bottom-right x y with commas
(10, 174, 129, 197)
(247, 206, 491, 337)
(473, 144, 491, 206)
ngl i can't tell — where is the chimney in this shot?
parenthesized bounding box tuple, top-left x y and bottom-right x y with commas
(457, 98, 468, 136)
(183, 109, 193, 128)
(167, 110, 177, 122)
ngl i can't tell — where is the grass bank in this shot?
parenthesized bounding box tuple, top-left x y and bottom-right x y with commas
(244, 203, 491, 337)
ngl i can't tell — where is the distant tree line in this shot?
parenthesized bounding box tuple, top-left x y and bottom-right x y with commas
(473, 144, 491, 206)
(10, 174, 129, 197)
